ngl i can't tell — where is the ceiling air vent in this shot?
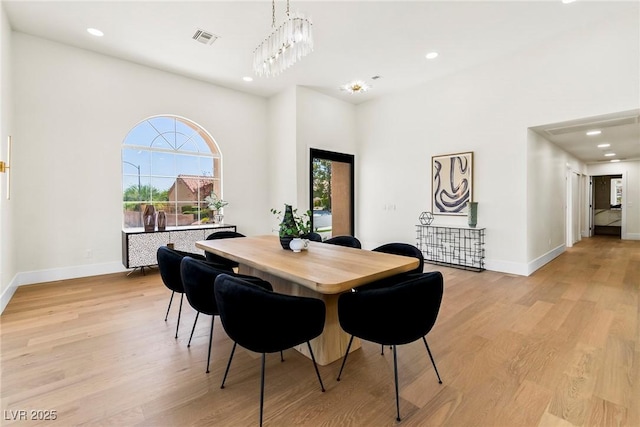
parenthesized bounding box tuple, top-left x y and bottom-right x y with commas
(192, 29, 219, 45)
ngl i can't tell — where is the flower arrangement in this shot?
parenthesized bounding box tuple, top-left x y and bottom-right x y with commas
(205, 192, 228, 212)
(271, 205, 312, 238)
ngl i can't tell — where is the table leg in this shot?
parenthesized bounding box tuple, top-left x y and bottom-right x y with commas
(239, 265, 361, 366)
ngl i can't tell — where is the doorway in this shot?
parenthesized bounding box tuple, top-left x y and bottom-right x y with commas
(309, 149, 355, 240)
(591, 174, 622, 237)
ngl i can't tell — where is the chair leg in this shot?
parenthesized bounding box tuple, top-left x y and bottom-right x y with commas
(381, 344, 384, 355)
(336, 335, 355, 381)
(393, 345, 401, 422)
(206, 316, 215, 374)
(306, 341, 325, 392)
(259, 353, 266, 427)
(280, 350, 284, 362)
(164, 291, 174, 321)
(220, 342, 237, 389)
(423, 337, 443, 384)
(188, 312, 200, 347)
(175, 293, 183, 339)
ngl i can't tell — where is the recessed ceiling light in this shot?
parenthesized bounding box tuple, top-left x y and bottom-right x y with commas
(87, 28, 104, 37)
(597, 143, 610, 148)
(586, 130, 601, 136)
(562, 0, 577, 4)
(242, 76, 253, 82)
(425, 52, 439, 60)
(610, 159, 620, 163)
(604, 153, 616, 157)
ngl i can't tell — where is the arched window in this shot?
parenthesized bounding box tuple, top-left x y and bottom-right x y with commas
(122, 115, 221, 229)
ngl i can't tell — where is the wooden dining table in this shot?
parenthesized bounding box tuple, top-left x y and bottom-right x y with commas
(196, 235, 419, 365)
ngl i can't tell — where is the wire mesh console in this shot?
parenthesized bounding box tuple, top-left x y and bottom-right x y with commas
(416, 225, 485, 272)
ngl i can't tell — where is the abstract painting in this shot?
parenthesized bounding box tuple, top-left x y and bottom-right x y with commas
(432, 152, 473, 215)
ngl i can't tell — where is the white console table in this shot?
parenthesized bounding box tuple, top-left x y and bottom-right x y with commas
(416, 224, 485, 272)
(122, 224, 236, 272)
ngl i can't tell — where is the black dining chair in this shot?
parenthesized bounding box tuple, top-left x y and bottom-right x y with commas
(323, 235, 362, 249)
(305, 232, 323, 242)
(157, 246, 208, 338)
(336, 272, 444, 422)
(214, 274, 326, 427)
(180, 256, 272, 373)
(358, 242, 425, 292)
(205, 231, 246, 269)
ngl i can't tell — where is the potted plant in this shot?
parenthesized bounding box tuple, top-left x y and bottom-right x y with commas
(205, 192, 229, 224)
(271, 204, 312, 250)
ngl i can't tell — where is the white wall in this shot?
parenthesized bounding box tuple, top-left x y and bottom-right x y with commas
(266, 86, 357, 234)
(11, 33, 270, 287)
(588, 160, 640, 240)
(267, 86, 298, 232)
(295, 87, 357, 212)
(0, 4, 15, 312)
(356, 7, 639, 274)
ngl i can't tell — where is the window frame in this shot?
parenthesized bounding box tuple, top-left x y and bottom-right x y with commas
(122, 115, 222, 230)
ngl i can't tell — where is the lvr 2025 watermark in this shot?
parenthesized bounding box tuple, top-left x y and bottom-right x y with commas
(3, 409, 58, 421)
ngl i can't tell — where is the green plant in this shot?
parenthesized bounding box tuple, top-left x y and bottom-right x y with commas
(204, 192, 228, 211)
(271, 206, 312, 237)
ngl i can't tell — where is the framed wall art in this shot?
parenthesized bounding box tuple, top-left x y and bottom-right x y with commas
(432, 151, 473, 215)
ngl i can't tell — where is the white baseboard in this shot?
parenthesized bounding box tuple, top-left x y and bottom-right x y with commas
(483, 245, 565, 277)
(623, 233, 640, 240)
(526, 244, 566, 276)
(484, 259, 529, 276)
(16, 262, 127, 287)
(0, 275, 18, 315)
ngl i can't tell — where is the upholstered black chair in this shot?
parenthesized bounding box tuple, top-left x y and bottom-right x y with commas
(336, 272, 444, 422)
(373, 243, 424, 274)
(323, 235, 362, 249)
(157, 246, 207, 339)
(358, 242, 425, 293)
(180, 257, 272, 373)
(205, 231, 246, 269)
(214, 274, 326, 427)
(305, 232, 323, 242)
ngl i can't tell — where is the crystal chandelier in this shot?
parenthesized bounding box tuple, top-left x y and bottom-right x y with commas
(341, 80, 371, 94)
(253, 0, 313, 77)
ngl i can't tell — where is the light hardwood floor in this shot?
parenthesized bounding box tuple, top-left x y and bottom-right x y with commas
(1, 236, 638, 426)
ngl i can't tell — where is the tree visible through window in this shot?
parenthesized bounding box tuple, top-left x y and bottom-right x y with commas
(122, 116, 221, 229)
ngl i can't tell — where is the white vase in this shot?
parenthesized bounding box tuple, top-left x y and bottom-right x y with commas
(289, 238, 305, 253)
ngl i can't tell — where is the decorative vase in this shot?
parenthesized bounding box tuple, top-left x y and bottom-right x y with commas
(143, 205, 156, 232)
(467, 202, 478, 228)
(157, 210, 166, 231)
(213, 212, 224, 224)
(289, 238, 305, 253)
(279, 204, 299, 250)
(280, 236, 294, 250)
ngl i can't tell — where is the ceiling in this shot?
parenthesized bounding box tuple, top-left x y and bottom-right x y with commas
(531, 110, 640, 165)
(3, 0, 639, 163)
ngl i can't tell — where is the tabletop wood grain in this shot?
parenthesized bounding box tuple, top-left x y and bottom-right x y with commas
(196, 235, 419, 294)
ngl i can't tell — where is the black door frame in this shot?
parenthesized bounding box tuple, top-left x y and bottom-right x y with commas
(309, 148, 355, 236)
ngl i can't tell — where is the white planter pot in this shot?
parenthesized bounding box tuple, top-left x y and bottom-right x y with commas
(289, 238, 307, 252)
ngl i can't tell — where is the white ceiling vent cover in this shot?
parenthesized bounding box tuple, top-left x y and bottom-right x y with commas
(192, 29, 219, 45)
